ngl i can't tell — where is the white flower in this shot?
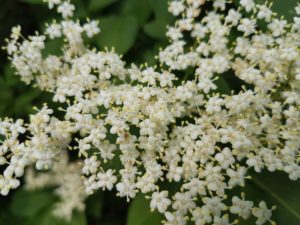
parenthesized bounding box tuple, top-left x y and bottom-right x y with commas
(34, 150, 55, 170)
(240, 0, 255, 12)
(227, 167, 247, 188)
(0, 157, 6, 165)
(230, 196, 253, 219)
(182, 178, 206, 197)
(192, 207, 212, 225)
(9, 119, 26, 138)
(46, 0, 61, 9)
(166, 165, 183, 182)
(257, 5, 273, 22)
(2, 0, 300, 223)
(215, 147, 235, 169)
(97, 169, 117, 190)
(246, 155, 264, 172)
(116, 180, 137, 201)
(168, 1, 185, 16)
(164, 211, 186, 225)
(46, 23, 62, 39)
(213, 0, 226, 11)
(57, 1, 75, 18)
(84, 174, 98, 195)
(252, 201, 274, 225)
(295, 3, 300, 15)
(11, 25, 21, 40)
(268, 19, 287, 37)
(0, 176, 20, 196)
(172, 192, 196, 214)
(77, 139, 91, 157)
(150, 191, 171, 213)
(213, 214, 231, 225)
(203, 196, 226, 217)
(7, 155, 28, 177)
(206, 96, 224, 114)
(6, 42, 17, 55)
(84, 21, 100, 38)
(238, 18, 256, 36)
(82, 156, 100, 175)
(225, 9, 241, 26)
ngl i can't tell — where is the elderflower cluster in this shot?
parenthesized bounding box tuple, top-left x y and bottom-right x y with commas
(25, 153, 86, 220)
(1, 0, 300, 224)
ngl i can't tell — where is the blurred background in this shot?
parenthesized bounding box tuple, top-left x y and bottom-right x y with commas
(0, 0, 299, 225)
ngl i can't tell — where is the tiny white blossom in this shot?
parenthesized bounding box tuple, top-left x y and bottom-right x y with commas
(230, 196, 253, 219)
(84, 21, 100, 38)
(46, 23, 62, 39)
(238, 18, 256, 36)
(57, 1, 75, 18)
(240, 0, 255, 12)
(150, 191, 171, 213)
(252, 201, 275, 225)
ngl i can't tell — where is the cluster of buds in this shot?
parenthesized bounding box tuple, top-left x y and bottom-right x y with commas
(1, 0, 299, 224)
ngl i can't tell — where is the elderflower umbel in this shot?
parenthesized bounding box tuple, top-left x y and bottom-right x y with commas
(0, 0, 299, 224)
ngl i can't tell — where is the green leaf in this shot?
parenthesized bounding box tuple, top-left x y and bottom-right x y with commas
(73, 0, 88, 19)
(40, 210, 87, 225)
(86, 191, 103, 220)
(88, 0, 117, 12)
(42, 38, 64, 57)
(10, 189, 55, 217)
(0, 65, 44, 117)
(144, 0, 173, 40)
(215, 76, 231, 95)
(3, 65, 17, 84)
(144, 20, 168, 40)
(250, 171, 300, 225)
(121, 0, 152, 25)
(142, 49, 157, 66)
(127, 193, 163, 225)
(147, 0, 170, 20)
(11, 89, 40, 112)
(97, 15, 139, 54)
(229, 171, 300, 225)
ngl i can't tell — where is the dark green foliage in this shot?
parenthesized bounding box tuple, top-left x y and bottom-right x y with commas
(97, 15, 139, 54)
(127, 193, 163, 225)
(0, 188, 86, 225)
